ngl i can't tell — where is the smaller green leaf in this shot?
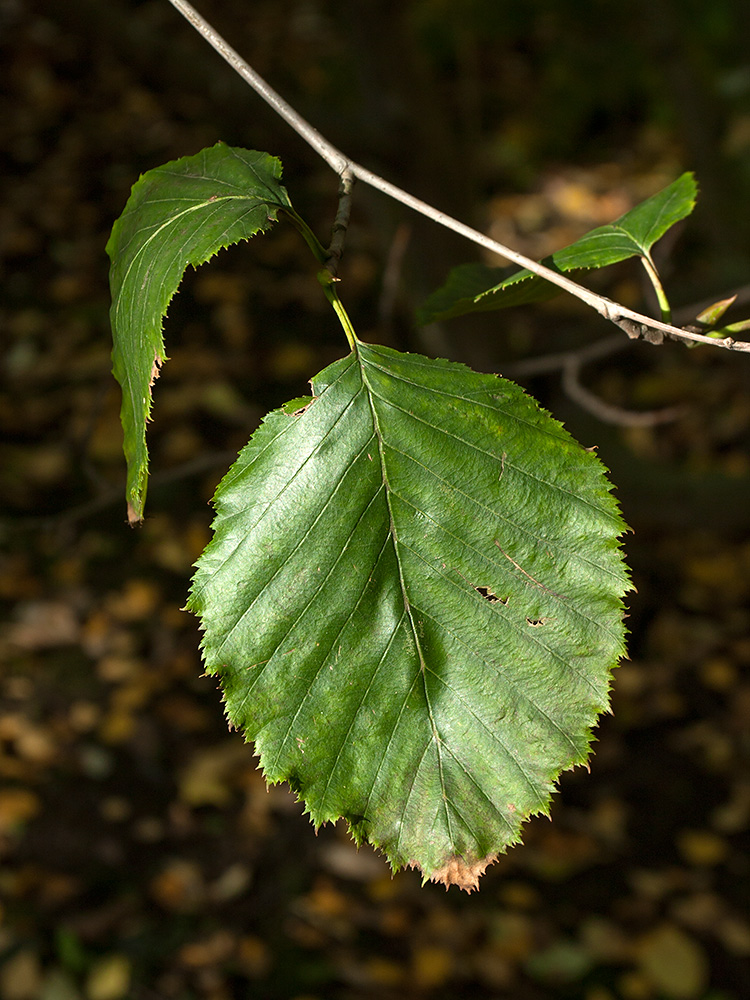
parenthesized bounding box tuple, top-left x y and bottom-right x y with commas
(695, 295, 737, 327)
(418, 173, 697, 324)
(722, 317, 750, 334)
(107, 143, 293, 522)
(702, 317, 750, 340)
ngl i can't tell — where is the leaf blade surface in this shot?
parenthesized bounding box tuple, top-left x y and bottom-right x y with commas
(189, 343, 630, 887)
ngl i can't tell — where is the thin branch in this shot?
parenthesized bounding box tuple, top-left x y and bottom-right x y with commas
(166, 0, 348, 174)
(503, 334, 627, 378)
(504, 335, 682, 426)
(325, 168, 355, 277)
(166, 0, 750, 355)
(561, 361, 684, 427)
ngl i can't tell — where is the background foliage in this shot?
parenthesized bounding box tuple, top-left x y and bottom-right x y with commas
(1, 0, 750, 997)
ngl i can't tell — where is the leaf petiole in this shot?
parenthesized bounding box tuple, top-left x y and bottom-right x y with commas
(281, 204, 358, 349)
(640, 254, 672, 324)
(317, 270, 357, 350)
(281, 206, 329, 264)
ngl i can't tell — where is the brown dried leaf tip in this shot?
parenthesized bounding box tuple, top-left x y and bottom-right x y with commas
(415, 853, 499, 893)
(149, 354, 164, 390)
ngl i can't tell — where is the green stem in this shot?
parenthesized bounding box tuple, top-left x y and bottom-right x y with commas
(281, 206, 357, 350)
(281, 207, 329, 265)
(641, 255, 672, 324)
(317, 271, 357, 350)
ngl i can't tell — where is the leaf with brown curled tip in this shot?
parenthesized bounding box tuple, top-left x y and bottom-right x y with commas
(418, 853, 499, 892)
(190, 342, 631, 885)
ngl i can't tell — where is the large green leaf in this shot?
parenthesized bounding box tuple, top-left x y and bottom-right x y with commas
(189, 339, 630, 889)
(418, 172, 697, 324)
(106, 143, 292, 522)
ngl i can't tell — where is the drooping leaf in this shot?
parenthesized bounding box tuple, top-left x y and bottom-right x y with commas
(418, 172, 697, 324)
(106, 143, 292, 522)
(189, 339, 631, 890)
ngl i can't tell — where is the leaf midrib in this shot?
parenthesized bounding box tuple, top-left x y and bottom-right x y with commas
(356, 341, 454, 849)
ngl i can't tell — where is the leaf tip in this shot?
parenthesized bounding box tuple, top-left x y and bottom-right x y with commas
(126, 501, 143, 526)
(415, 853, 499, 893)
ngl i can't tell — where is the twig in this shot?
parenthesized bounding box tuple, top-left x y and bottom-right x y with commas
(166, 0, 750, 355)
(503, 334, 627, 378)
(325, 168, 355, 277)
(561, 361, 684, 427)
(504, 335, 682, 426)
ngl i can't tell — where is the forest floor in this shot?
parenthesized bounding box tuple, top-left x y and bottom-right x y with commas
(2, 2, 750, 999)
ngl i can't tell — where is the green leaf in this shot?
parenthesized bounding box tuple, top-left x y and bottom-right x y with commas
(188, 340, 630, 890)
(695, 295, 736, 327)
(418, 172, 697, 324)
(722, 317, 750, 334)
(106, 143, 292, 522)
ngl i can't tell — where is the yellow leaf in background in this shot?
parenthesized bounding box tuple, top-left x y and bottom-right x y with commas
(635, 924, 708, 1000)
(363, 957, 404, 987)
(268, 341, 317, 381)
(0, 788, 40, 834)
(178, 930, 235, 967)
(149, 859, 205, 913)
(86, 954, 131, 1000)
(677, 829, 729, 867)
(236, 935, 271, 978)
(105, 579, 161, 622)
(488, 911, 534, 962)
(178, 740, 252, 807)
(411, 945, 453, 988)
(298, 879, 349, 921)
(0, 950, 42, 1000)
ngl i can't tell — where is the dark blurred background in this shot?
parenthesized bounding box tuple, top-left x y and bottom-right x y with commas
(2, 1, 750, 998)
